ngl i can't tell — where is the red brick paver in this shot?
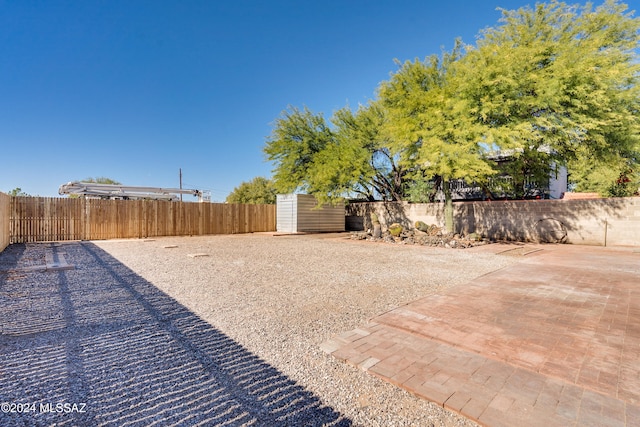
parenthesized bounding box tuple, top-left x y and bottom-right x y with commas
(322, 245, 640, 426)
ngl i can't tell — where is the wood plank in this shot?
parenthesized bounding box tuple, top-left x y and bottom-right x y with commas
(0, 192, 10, 250)
(6, 196, 276, 242)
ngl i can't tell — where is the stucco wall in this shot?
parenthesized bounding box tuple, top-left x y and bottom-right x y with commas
(346, 197, 640, 247)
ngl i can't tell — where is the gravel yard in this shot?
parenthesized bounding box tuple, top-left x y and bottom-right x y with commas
(95, 233, 517, 426)
(0, 233, 518, 426)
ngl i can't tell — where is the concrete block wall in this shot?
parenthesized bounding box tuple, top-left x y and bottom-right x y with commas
(601, 197, 640, 246)
(346, 201, 444, 231)
(346, 197, 640, 247)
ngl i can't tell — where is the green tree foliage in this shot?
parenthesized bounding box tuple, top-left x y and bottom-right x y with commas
(8, 187, 29, 197)
(264, 103, 407, 204)
(381, 0, 639, 211)
(569, 156, 639, 196)
(378, 41, 496, 230)
(81, 177, 122, 185)
(226, 177, 277, 204)
(460, 0, 640, 196)
(265, 0, 640, 218)
(404, 176, 436, 203)
(328, 103, 407, 201)
(264, 107, 333, 196)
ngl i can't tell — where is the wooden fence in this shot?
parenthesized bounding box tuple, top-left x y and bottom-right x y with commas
(9, 197, 276, 244)
(0, 192, 10, 251)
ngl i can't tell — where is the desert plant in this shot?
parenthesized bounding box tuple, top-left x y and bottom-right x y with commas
(371, 212, 382, 238)
(389, 223, 403, 237)
(415, 221, 429, 232)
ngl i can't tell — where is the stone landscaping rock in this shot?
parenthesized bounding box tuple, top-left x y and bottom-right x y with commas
(350, 225, 489, 249)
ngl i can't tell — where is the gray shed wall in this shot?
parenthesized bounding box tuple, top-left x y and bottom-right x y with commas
(277, 194, 345, 233)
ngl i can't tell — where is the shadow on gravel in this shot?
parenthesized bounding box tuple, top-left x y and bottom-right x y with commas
(0, 244, 30, 271)
(0, 242, 351, 427)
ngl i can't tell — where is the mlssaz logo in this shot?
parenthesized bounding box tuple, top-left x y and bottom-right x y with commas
(39, 403, 87, 413)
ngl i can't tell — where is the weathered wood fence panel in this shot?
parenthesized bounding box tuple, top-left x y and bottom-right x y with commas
(0, 192, 10, 252)
(9, 197, 276, 244)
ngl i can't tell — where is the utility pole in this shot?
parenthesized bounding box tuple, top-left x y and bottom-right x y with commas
(179, 168, 183, 202)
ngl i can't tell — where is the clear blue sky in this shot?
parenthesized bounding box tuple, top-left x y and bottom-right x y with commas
(2, 0, 541, 201)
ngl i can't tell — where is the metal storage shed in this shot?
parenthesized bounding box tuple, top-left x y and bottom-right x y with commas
(276, 194, 345, 233)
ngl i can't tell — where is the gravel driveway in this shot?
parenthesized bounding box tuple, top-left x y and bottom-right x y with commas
(0, 233, 517, 426)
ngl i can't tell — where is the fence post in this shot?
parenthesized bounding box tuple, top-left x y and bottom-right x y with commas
(0, 192, 10, 251)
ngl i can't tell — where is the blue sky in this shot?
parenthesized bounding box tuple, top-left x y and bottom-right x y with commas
(2, 0, 545, 201)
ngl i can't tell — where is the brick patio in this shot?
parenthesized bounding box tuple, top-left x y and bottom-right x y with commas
(322, 244, 640, 426)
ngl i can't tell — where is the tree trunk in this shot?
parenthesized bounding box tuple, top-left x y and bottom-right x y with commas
(443, 178, 454, 233)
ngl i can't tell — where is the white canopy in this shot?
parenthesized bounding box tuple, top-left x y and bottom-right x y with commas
(58, 181, 205, 202)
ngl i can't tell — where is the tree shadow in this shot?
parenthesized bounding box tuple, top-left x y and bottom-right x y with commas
(458, 198, 629, 244)
(346, 201, 429, 231)
(347, 198, 632, 245)
(380, 202, 413, 230)
(0, 243, 31, 271)
(0, 242, 351, 427)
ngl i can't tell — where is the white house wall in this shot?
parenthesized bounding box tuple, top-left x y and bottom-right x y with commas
(549, 165, 568, 199)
